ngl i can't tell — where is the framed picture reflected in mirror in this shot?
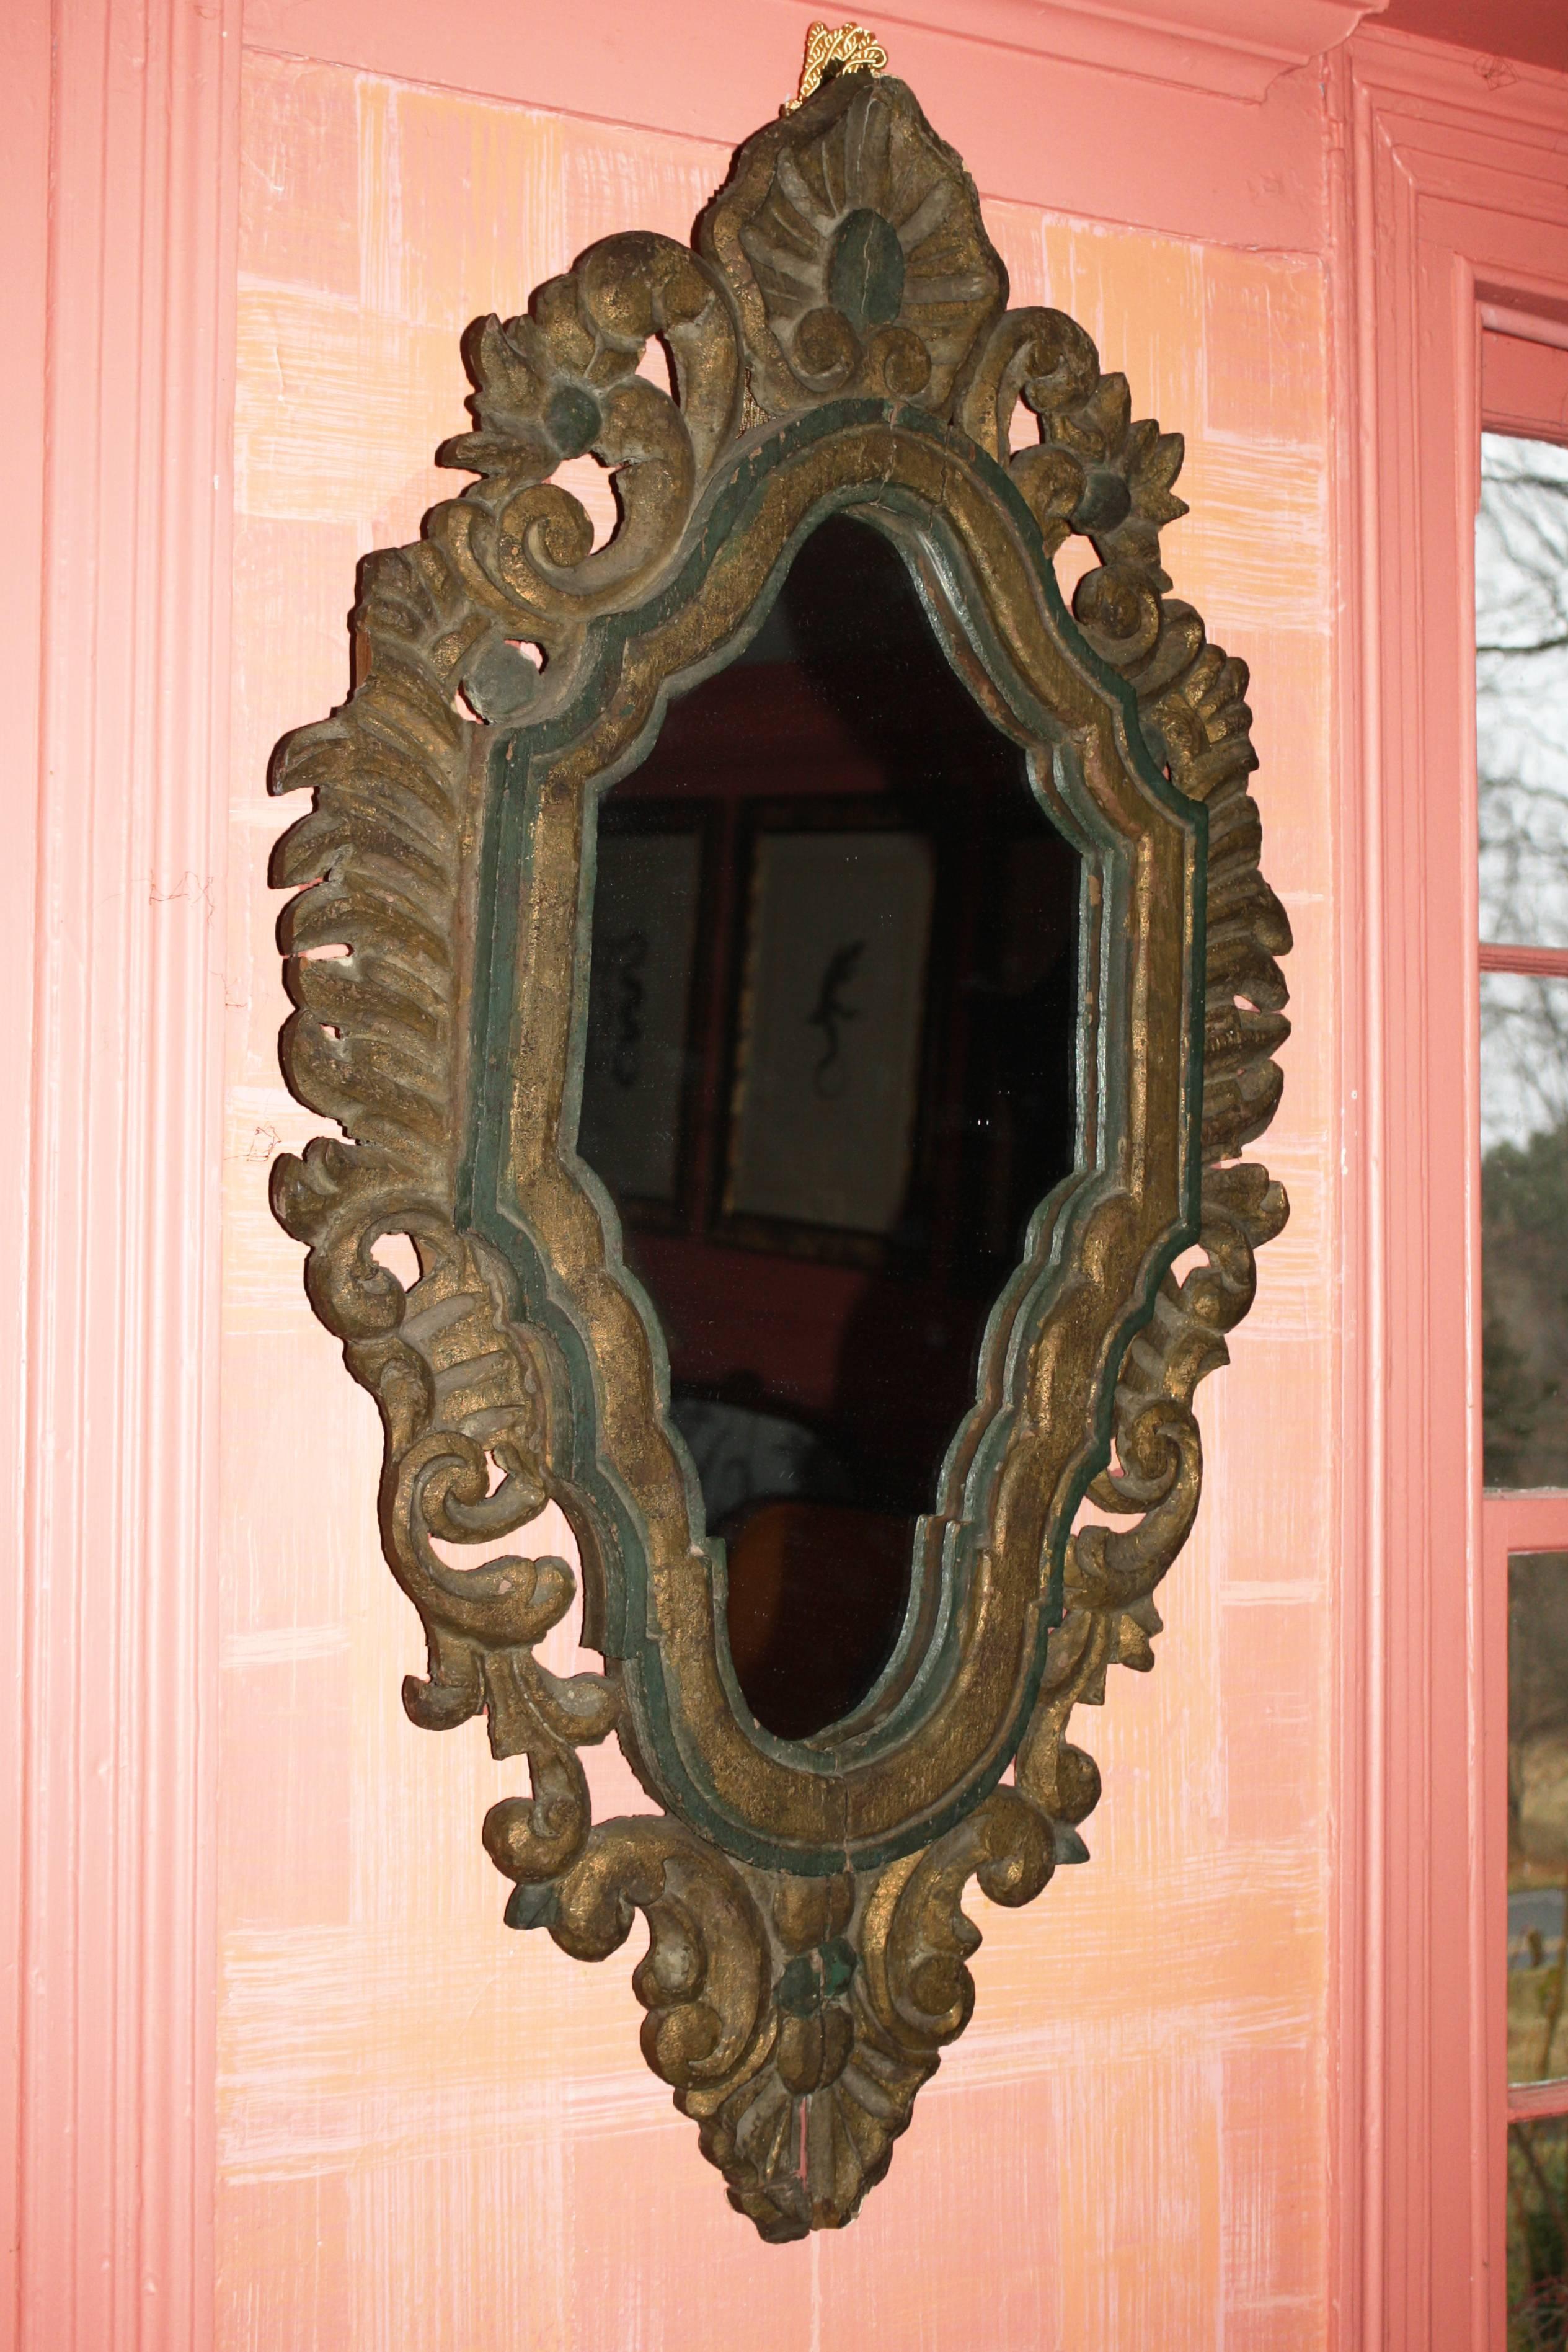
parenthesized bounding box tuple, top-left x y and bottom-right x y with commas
(725, 817, 935, 1242)
(577, 806, 707, 1215)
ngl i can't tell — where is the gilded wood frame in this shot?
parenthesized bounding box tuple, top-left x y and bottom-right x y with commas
(270, 64, 1289, 2237)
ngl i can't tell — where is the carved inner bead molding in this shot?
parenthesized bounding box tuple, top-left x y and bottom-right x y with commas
(269, 63, 1290, 2240)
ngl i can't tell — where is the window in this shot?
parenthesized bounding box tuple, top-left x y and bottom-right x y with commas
(1478, 338, 1568, 2346)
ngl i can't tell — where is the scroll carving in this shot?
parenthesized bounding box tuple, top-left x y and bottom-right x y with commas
(270, 62, 1290, 2237)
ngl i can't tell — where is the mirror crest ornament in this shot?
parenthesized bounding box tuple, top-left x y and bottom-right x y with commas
(270, 55, 1290, 2240)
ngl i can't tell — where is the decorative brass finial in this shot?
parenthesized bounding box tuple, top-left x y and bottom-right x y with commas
(785, 20, 889, 112)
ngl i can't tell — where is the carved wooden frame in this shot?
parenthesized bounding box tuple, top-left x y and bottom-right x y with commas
(269, 65, 1289, 2239)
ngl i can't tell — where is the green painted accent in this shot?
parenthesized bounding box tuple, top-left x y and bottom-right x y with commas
(776, 1955, 820, 2018)
(818, 1935, 857, 1999)
(459, 397, 1208, 1881)
(828, 208, 905, 335)
(777, 1938, 858, 2014)
(546, 383, 601, 459)
(505, 1880, 562, 1932)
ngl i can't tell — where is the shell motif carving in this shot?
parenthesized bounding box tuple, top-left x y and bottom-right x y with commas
(269, 66, 1290, 2239)
(702, 71, 1006, 419)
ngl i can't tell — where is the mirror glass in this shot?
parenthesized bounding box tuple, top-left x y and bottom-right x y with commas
(578, 517, 1081, 1739)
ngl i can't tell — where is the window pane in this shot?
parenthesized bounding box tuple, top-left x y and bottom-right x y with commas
(1479, 432, 1568, 949)
(1482, 974, 1568, 1488)
(1508, 2115, 1568, 2346)
(1512, 1553, 1568, 2088)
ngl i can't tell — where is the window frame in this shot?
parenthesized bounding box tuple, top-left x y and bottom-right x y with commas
(1476, 354, 1568, 2121)
(1478, 376, 1568, 2351)
(1337, 31, 1568, 2349)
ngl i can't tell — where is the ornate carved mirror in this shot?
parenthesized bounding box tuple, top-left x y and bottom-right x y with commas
(270, 39, 1290, 2240)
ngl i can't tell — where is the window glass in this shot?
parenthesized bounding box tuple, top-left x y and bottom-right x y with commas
(1511, 1551, 1568, 2087)
(1481, 402, 1568, 2352)
(1479, 435, 1568, 949)
(1482, 975, 1568, 1488)
(1508, 2113, 1568, 2347)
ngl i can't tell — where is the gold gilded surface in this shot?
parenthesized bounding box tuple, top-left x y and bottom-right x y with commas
(268, 69, 1291, 2237)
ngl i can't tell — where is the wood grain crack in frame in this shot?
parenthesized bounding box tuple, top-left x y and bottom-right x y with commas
(268, 68, 1290, 2241)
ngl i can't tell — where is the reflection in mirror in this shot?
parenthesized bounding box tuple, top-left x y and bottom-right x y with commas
(578, 517, 1081, 1739)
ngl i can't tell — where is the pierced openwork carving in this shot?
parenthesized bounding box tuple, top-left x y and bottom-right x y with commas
(270, 60, 1289, 2239)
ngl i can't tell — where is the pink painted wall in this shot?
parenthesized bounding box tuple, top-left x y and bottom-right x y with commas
(25, 2, 1568, 2341)
(219, 38, 1335, 2350)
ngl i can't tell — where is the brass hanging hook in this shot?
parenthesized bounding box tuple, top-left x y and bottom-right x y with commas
(784, 20, 889, 113)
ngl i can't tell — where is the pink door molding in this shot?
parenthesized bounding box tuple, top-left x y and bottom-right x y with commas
(2, 0, 240, 2343)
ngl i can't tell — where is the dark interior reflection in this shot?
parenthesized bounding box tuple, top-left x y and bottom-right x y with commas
(578, 517, 1080, 1739)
